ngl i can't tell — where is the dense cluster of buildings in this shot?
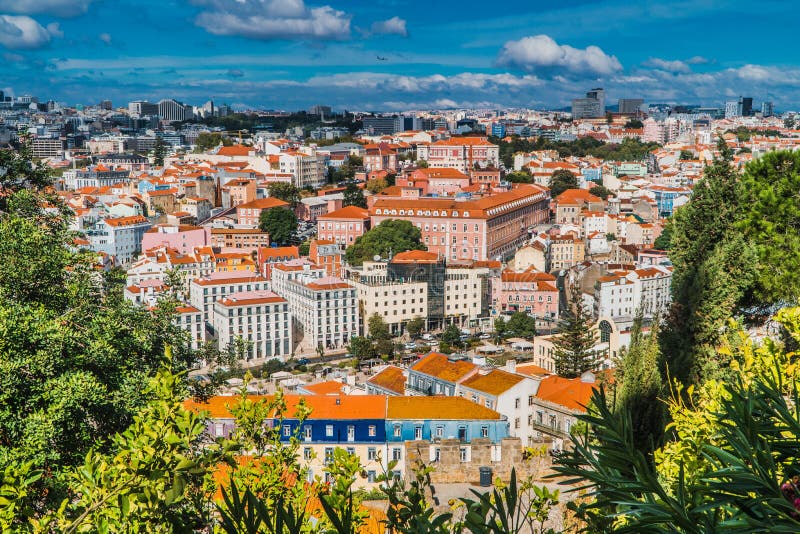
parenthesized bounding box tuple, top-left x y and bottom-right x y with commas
(9, 84, 800, 485)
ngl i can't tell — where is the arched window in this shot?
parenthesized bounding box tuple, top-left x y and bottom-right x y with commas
(599, 320, 612, 343)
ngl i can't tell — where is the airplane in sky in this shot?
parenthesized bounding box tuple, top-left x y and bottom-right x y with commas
(376, 55, 388, 61)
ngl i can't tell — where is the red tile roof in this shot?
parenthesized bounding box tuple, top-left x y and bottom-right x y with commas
(318, 205, 370, 220)
(366, 366, 406, 395)
(387, 396, 502, 420)
(410, 352, 477, 383)
(460, 369, 525, 396)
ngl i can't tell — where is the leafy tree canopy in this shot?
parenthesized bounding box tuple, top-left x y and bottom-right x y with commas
(588, 185, 612, 200)
(193, 131, 233, 152)
(267, 182, 300, 208)
(506, 171, 533, 184)
(344, 219, 425, 266)
(259, 207, 298, 246)
(343, 182, 367, 209)
(506, 312, 537, 340)
(549, 169, 578, 198)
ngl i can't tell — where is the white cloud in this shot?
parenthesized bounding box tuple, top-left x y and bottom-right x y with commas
(369, 16, 407, 37)
(496, 34, 622, 75)
(98, 32, 111, 44)
(0, 0, 94, 17)
(643, 57, 691, 73)
(47, 22, 64, 38)
(193, 0, 351, 41)
(686, 56, 710, 65)
(0, 15, 52, 49)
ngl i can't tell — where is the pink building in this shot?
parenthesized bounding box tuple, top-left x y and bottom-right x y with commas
(236, 197, 290, 227)
(499, 269, 559, 322)
(363, 143, 398, 172)
(141, 224, 211, 255)
(316, 205, 370, 246)
(396, 167, 470, 196)
(370, 184, 550, 261)
(416, 137, 499, 172)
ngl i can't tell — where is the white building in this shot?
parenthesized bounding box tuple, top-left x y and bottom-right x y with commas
(279, 149, 326, 189)
(416, 137, 499, 172)
(594, 266, 672, 319)
(212, 290, 292, 361)
(189, 271, 270, 334)
(271, 262, 359, 351)
(175, 304, 205, 352)
(86, 215, 152, 265)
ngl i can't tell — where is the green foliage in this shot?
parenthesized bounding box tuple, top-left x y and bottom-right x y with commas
(679, 150, 694, 160)
(506, 171, 533, 184)
(555, 308, 800, 533)
(259, 207, 298, 246)
(506, 312, 537, 340)
(268, 183, 301, 208)
(549, 170, 578, 197)
(491, 135, 660, 168)
(193, 132, 233, 152)
(348, 336, 376, 361)
(365, 176, 389, 194)
(441, 323, 463, 349)
(553, 287, 598, 378)
(344, 219, 426, 266)
(653, 219, 672, 250)
(614, 314, 665, 452)
(494, 316, 508, 342)
(406, 316, 425, 338)
(588, 185, 612, 200)
(330, 156, 364, 183)
(0, 139, 53, 194)
(342, 182, 367, 208)
(624, 119, 643, 129)
(153, 137, 167, 166)
(737, 150, 800, 302)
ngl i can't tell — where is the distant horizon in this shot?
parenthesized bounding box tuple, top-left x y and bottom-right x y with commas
(3, 1, 800, 111)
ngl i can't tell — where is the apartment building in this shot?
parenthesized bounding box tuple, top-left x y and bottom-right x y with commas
(548, 233, 586, 271)
(317, 206, 370, 246)
(174, 304, 205, 352)
(416, 137, 499, 172)
(189, 271, 270, 333)
(499, 269, 559, 321)
(86, 215, 152, 265)
(236, 197, 290, 228)
(370, 184, 550, 261)
(212, 290, 292, 361)
(209, 228, 271, 252)
(141, 224, 210, 255)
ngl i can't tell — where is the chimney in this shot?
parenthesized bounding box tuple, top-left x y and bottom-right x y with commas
(505, 359, 517, 374)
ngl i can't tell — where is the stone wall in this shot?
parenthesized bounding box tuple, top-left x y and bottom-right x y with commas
(403, 437, 548, 485)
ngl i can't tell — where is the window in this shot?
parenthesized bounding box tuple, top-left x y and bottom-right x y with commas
(367, 470, 377, 483)
(347, 425, 355, 441)
(515, 398, 521, 409)
(368, 425, 376, 437)
(214, 423, 224, 437)
(481, 426, 489, 438)
(367, 447, 377, 461)
(283, 424, 291, 437)
(303, 447, 312, 460)
(460, 447, 468, 462)
(324, 447, 334, 465)
(515, 418, 520, 429)
(304, 425, 312, 440)
(346, 447, 355, 456)
(392, 448, 402, 461)
(435, 426, 444, 438)
(528, 395, 534, 406)
(434, 448, 441, 462)
(326, 425, 334, 437)
(393, 424, 401, 438)
(414, 426, 422, 440)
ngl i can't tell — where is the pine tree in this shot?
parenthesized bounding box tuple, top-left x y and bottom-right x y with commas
(615, 311, 665, 452)
(553, 286, 598, 378)
(153, 137, 167, 166)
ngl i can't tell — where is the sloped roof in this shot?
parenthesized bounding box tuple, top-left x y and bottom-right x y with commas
(410, 352, 477, 383)
(387, 396, 502, 420)
(460, 369, 525, 396)
(366, 366, 406, 395)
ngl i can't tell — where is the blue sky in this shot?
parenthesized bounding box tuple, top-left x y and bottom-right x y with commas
(1, 0, 799, 111)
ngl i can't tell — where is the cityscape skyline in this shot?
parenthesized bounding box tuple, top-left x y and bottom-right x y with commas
(2, 0, 800, 110)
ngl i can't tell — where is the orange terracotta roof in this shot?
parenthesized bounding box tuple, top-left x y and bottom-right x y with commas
(514, 363, 551, 377)
(185, 394, 387, 420)
(318, 205, 370, 220)
(390, 250, 439, 263)
(237, 197, 290, 210)
(217, 145, 253, 157)
(460, 369, 524, 396)
(104, 215, 149, 227)
(301, 381, 346, 395)
(366, 366, 406, 395)
(410, 352, 477, 383)
(387, 396, 502, 420)
(535, 374, 603, 412)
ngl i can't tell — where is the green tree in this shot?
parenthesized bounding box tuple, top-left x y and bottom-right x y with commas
(624, 119, 643, 129)
(153, 137, 167, 166)
(416, 160, 429, 168)
(588, 185, 612, 200)
(549, 169, 578, 197)
(344, 219, 426, 266)
(0, 137, 53, 194)
(679, 149, 694, 160)
(506, 312, 537, 339)
(343, 182, 367, 209)
(552, 286, 598, 378)
(406, 316, 424, 338)
(737, 150, 800, 302)
(368, 312, 390, 342)
(193, 131, 232, 152)
(259, 207, 297, 246)
(614, 313, 664, 452)
(441, 323, 462, 349)
(348, 336, 375, 361)
(653, 219, 673, 250)
(267, 183, 300, 208)
(366, 176, 389, 194)
(494, 316, 508, 341)
(506, 171, 533, 184)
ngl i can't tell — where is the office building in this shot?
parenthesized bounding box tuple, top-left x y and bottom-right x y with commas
(618, 98, 644, 114)
(571, 88, 605, 119)
(762, 101, 774, 117)
(725, 100, 741, 119)
(212, 290, 292, 361)
(128, 101, 158, 116)
(362, 116, 402, 135)
(158, 99, 190, 122)
(741, 97, 753, 117)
